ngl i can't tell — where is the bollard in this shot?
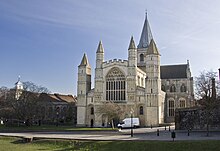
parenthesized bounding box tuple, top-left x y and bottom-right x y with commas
(188, 129, 190, 136)
(157, 129, 159, 136)
(169, 126, 170, 131)
(171, 131, 176, 141)
(165, 126, 166, 130)
(151, 125, 152, 129)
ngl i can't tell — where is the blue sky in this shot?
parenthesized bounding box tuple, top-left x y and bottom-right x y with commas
(0, 0, 219, 95)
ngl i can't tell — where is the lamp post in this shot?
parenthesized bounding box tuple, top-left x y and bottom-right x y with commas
(130, 110, 133, 137)
(56, 111, 59, 127)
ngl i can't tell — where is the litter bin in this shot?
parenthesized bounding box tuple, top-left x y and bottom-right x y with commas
(171, 131, 176, 141)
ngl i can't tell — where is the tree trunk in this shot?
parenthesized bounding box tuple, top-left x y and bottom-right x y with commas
(111, 119, 114, 129)
(206, 123, 209, 137)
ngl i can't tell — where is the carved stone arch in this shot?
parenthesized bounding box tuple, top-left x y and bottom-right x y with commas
(106, 67, 125, 80)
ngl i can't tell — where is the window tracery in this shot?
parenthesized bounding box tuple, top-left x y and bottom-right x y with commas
(106, 67, 126, 101)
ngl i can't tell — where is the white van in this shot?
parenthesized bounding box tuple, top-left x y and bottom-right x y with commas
(117, 118, 140, 129)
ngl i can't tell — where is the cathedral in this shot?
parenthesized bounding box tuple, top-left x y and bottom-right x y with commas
(77, 13, 194, 127)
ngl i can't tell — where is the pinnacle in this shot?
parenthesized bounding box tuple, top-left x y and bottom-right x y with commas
(128, 36, 136, 49)
(146, 39, 160, 55)
(96, 40, 104, 53)
(80, 53, 90, 66)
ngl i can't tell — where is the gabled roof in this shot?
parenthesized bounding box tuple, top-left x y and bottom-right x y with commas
(137, 12, 153, 48)
(146, 39, 160, 55)
(160, 64, 188, 79)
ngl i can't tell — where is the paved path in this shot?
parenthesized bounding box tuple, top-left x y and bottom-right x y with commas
(1, 126, 220, 141)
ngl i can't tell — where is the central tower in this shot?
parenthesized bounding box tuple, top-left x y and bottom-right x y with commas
(137, 12, 165, 126)
(137, 12, 153, 70)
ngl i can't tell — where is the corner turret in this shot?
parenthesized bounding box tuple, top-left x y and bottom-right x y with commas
(128, 36, 137, 67)
(77, 53, 91, 127)
(96, 41, 104, 68)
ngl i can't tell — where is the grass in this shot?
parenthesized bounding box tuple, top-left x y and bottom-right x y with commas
(0, 136, 220, 151)
(0, 124, 117, 132)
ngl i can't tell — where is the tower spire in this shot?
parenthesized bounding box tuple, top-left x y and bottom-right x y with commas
(138, 12, 153, 48)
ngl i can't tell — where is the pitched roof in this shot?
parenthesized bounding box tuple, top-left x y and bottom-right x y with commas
(137, 12, 153, 48)
(146, 39, 160, 55)
(128, 36, 136, 49)
(160, 64, 188, 79)
(39, 93, 77, 104)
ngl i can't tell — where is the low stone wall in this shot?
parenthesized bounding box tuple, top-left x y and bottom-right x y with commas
(175, 107, 220, 130)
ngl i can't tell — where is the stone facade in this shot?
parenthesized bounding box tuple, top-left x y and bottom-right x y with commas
(76, 13, 194, 127)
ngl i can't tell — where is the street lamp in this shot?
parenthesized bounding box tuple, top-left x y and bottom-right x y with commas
(130, 110, 134, 137)
(56, 111, 59, 127)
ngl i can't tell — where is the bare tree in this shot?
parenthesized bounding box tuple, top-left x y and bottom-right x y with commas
(195, 70, 220, 136)
(0, 87, 14, 121)
(2, 82, 49, 126)
(22, 81, 50, 93)
(97, 101, 126, 128)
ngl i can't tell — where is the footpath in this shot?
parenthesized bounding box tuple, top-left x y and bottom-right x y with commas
(1, 126, 220, 141)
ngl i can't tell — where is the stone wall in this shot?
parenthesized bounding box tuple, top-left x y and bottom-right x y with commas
(175, 107, 220, 130)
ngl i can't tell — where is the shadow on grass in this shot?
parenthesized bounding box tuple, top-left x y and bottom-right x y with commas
(11, 139, 25, 144)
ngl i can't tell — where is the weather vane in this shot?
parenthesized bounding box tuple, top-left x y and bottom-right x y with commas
(145, 9, 148, 18)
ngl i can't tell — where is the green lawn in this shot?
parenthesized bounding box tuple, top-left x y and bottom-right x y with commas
(0, 125, 117, 132)
(0, 136, 220, 151)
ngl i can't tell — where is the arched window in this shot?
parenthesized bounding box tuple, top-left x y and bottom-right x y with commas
(161, 85, 165, 91)
(139, 106, 144, 115)
(170, 84, 176, 92)
(180, 84, 187, 92)
(179, 99, 186, 108)
(106, 67, 126, 101)
(168, 100, 175, 117)
(140, 54, 144, 62)
(91, 107, 94, 115)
